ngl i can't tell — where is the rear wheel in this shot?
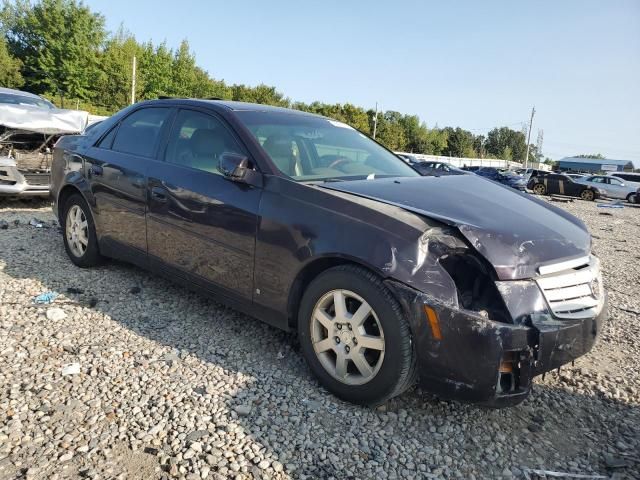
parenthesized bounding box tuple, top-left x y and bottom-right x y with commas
(62, 193, 102, 267)
(298, 265, 416, 406)
(532, 183, 546, 195)
(580, 189, 595, 201)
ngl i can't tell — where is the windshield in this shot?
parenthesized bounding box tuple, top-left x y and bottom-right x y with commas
(0, 93, 54, 109)
(235, 111, 420, 181)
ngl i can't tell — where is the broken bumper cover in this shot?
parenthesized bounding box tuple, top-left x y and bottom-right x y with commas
(387, 280, 606, 407)
(0, 159, 50, 196)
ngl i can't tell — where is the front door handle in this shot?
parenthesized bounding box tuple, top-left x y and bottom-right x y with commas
(151, 186, 168, 203)
(89, 165, 103, 177)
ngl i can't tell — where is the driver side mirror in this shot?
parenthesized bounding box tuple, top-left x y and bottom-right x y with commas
(218, 153, 251, 182)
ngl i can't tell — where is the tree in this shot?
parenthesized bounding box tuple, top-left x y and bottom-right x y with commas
(442, 127, 476, 157)
(3, 0, 106, 103)
(92, 28, 142, 111)
(0, 36, 23, 87)
(139, 41, 174, 100)
(171, 40, 198, 97)
(374, 111, 407, 151)
(485, 126, 527, 162)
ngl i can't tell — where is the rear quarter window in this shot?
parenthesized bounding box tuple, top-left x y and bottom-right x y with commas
(111, 107, 171, 158)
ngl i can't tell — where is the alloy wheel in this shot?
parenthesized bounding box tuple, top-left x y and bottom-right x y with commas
(533, 183, 546, 195)
(310, 289, 385, 385)
(581, 189, 594, 201)
(65, 204, 89, 257)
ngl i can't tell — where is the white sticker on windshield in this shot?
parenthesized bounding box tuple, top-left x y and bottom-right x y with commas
(327, 120, 354, 129)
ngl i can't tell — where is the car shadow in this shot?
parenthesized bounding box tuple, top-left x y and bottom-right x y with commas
(0, 208, 638, 479)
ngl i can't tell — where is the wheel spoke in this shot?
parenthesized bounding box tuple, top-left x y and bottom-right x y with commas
(358, 334, 384, 351)
(333, 291, 347, 320)
(314, 337, 334, 353)
(351, 301, 372, 328)
(79, 220, 88, 230)
(314, 309, 334, 330)
(352, 352, 373, 378)
(335, 352, 348, 379)
(78, 235, 88, 247)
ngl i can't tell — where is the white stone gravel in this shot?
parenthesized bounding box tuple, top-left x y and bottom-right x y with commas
(0, 198, 638, 480)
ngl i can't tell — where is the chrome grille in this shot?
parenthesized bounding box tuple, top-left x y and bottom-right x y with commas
(536, 256, 603, 319)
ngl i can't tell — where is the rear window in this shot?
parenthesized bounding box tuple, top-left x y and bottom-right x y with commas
(0, 92, 54, 109)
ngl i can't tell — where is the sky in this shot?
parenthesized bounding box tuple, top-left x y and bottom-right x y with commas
(86, 0, 640, 163)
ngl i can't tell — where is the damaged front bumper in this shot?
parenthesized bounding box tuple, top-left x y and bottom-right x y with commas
(387, 279, 606, 407)
(0, 157, 50, 196)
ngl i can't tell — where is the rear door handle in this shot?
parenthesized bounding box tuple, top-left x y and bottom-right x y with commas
(89, 165, 103, 177)
(151, 186, 168, 202)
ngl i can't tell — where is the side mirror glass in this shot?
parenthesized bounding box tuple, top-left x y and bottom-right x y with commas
(218, 153, 251, 181)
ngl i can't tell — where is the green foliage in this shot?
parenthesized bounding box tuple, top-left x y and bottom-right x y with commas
(0, 0, 540, 159)
(3, 0, 105, 103)
(0, 35, 23, 87)
(442, 127, 475, 157)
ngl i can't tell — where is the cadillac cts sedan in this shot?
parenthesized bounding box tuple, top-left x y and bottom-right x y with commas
(51, 99, 607, 407)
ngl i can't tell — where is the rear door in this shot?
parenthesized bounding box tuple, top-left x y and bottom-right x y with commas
(84, 107, 172, 263)
(146, 107, 262, 301)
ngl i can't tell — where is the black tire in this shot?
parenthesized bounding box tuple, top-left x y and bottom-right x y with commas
(626, 193, 636, 204)
(580, 189, 595, 201)
(298, 264, 417, 406)
(61, 193, 103, 267)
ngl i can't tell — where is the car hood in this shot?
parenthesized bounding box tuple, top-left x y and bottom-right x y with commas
(0, 103, 88, 134)
(321, 175, 591, 280)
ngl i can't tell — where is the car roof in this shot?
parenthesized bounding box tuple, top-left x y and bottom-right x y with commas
(136, 98, 322, 118)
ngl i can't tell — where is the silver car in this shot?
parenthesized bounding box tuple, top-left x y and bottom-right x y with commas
(576, 175, 638, 202)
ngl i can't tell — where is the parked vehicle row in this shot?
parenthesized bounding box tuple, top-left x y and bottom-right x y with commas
(527, 172, 604, 201)
(575, 175, 639, 203)
(51, 99, 607, 407)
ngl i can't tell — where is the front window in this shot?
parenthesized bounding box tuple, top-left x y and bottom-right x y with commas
(608, 177, 623, 185)
(235, 111, 419, 181)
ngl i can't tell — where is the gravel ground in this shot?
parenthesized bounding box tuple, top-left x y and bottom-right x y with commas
(0, 198, 638, 480)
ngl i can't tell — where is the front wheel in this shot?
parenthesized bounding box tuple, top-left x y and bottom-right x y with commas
(626, 193, 637, 204)
(62, 193, 103, 267)
(298, 265, 416, 406)
(580, 189, 595, 201)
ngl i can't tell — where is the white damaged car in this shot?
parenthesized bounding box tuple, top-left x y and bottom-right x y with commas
(0, 87, 103, 197)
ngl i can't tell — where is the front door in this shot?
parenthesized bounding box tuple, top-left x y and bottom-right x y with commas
(146, 108, 261, 301)
(84, 106, 172, 263)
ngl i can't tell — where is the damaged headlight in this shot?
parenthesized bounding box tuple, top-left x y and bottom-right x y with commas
(421, 228, 513, 324)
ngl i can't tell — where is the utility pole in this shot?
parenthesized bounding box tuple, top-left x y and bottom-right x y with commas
(372, 102, 379, 139)
(536, 129, 544, 165)
(131, 55, 137, 105)
(524, 106, 535, 169)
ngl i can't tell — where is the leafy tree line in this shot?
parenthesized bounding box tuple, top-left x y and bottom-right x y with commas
(0, 0, 539, 162)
